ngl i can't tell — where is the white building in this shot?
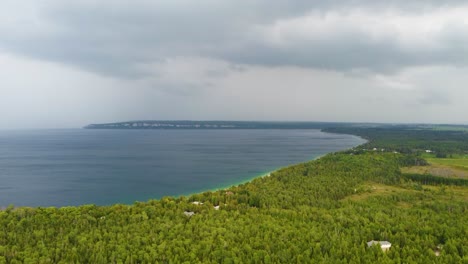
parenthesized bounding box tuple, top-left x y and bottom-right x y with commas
(184, 211, 195, 217)
(367, 240, 392, 251)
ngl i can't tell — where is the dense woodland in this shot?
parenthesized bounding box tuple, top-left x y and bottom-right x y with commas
(1, 126, 467, 263)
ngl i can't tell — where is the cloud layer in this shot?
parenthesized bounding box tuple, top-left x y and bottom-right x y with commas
(0, 0, 467, 127)
(2, 1, 468, 75)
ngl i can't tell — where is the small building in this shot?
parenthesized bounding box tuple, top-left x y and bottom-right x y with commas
(367, 240, 391, 251)
(192, 201, 203, 205)
(426, 150, 432, 153)
(225, 191, 234, 196)
(434, 245, 443, 256)
(214, 205, 220, 210)
(184, 211, 195, 217)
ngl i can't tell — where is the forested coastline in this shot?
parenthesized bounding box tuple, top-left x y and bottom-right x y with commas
(1, 126, 467, 263)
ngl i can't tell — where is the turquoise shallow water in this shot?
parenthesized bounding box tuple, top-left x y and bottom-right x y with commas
(0, 129, 365, 207)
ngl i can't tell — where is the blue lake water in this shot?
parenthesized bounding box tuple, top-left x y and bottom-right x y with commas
(0, 129, 365, 207)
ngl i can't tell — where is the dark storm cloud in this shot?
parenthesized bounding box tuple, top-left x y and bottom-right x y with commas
(1, 0, 468, 78)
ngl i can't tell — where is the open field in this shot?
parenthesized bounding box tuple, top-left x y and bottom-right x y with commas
(426, 157, 468, 171)
(344, 182, 468, 203)
(427, 125, 468, 132)
(401, 164, 468, 179)
(402, 154, 468, 179)
(343, 183, 415, 202)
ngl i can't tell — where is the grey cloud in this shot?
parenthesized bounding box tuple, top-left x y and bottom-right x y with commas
(1, 0, 468, 78)
(419, 90, 452, 105)
(157, 82, 208, 97)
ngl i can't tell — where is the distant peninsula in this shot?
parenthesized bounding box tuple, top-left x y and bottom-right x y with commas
(84, 120, 359, 130)
(85, 121, 468, 131)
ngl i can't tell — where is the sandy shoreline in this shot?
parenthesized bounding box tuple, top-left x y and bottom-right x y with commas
(176, 169, 278, 199)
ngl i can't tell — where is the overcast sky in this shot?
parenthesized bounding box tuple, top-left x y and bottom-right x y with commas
(1, 0, 468, 128)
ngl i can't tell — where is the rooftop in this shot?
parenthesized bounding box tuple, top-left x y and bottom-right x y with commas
(367, 240, 392, 248)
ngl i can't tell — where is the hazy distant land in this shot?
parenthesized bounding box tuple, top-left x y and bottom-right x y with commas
(85, 120, 375, 130)
(85, 120, 334, 129)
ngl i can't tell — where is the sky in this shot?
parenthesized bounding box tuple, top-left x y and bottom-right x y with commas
(1, 1, 468, 128)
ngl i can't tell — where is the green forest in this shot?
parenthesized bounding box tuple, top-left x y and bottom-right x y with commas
(1, 126, 467, 263)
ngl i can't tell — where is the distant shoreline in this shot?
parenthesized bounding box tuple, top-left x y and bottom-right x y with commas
(84, 120, 360, 130)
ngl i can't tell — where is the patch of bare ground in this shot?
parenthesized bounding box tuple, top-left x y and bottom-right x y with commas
(343, 183, 415, 202)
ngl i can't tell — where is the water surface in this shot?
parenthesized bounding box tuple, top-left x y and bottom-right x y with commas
(0, 129, 365, 207)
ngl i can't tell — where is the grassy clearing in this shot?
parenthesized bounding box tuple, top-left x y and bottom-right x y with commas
(448, 186, 468, 202)
(424, 124, 468, 132)
(422, 185, 468, 202)
(343, 183, 415, 202)
(401, 164, 468, 179)
(403, 154, 468, 179)
(344, 182, 468, 203)
(427, 157, 468, 171)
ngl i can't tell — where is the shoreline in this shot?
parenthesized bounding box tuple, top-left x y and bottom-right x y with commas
(173, 132, 367, 200)
(176, 169, 279, 199)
